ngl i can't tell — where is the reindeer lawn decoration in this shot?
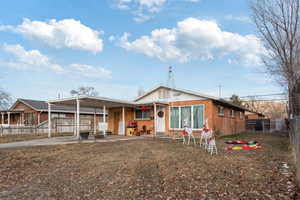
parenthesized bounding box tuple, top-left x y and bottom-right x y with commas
(182, 126, 196, 145)
(199, 120, 217, 155)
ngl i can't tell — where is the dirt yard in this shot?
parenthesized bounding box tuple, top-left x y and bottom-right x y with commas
(0, 133, 298, 199)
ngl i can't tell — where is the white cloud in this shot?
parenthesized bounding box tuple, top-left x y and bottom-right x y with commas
(0, 25, 13, 31)
(117, 17, 266, 66)
(225, 15, 251, 23)
(108, 35, 116, 41)
(70, 64, 112, 79)
(2, 44, 64, 72)
(115, 0, 204, 22)
(1, 44, 112, 79)
(3, 18, 103, 53)
(115, 0, 167, 22)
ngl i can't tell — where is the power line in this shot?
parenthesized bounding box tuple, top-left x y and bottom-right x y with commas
(239, 93, 286, 98)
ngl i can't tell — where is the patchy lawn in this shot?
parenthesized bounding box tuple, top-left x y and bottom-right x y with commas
(0, 132, 74, 143)
(0, 132, 298, 199)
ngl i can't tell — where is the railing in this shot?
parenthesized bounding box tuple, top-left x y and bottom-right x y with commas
(0, 117, 100, 136)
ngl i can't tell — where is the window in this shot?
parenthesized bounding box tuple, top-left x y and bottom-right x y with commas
(24, 113, 36, 125)
(51, 113, 66, 118)
(240, 112, 244, 119)
(218, 106, 224, 116)
(170, 107, 180, 128)
(193, 105, 204, 129)
(170, 105, 204, 129)
(231, 110, 235, 117)
(181, 106, 191, 128)
(135, 109, 151, 120)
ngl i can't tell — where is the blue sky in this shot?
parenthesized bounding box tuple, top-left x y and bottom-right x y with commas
(0, 0, 281, 101)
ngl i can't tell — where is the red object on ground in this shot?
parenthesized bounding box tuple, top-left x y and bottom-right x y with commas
(226, 144, 262, 150)
(225, 140, 248, 144)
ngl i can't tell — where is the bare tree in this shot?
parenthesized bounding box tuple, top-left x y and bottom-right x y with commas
(230, 94, 243, 106)
(250, 0, 300, 117)
(0, 88, 12, 109)
(70, 86, 99, 97)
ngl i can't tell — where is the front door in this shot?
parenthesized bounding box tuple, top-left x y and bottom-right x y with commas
(156, 107, 165, 132)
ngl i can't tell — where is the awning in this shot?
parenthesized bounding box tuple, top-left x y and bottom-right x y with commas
(49, 96, 136, 108)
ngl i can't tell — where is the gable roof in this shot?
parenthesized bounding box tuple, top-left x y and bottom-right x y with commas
(9, 99, 103, 114)
(135, 85, 249, 111)
(135, 85, 218, 102)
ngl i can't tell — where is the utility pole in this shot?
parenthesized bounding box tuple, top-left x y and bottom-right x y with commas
(218, 84, 222, 98)
(167, 66, 175, 89)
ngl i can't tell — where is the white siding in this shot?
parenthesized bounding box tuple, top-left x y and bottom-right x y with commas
(136, 88, 206, 103)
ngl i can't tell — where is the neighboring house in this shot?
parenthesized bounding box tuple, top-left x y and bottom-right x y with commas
(245, 111, 265, 119)
(50, 85, 249, 136)
(0, 99, 104, 126)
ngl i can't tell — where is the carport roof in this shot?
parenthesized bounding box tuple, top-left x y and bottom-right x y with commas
(48, 96, 168, 108)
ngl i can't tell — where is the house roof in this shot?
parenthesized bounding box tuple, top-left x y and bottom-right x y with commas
(134, 85, 249, 111)
(9, 99, 104, 114)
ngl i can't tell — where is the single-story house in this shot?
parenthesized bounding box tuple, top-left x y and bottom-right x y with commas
(0, 98, 104, 126)
(48, 85, 248, 138)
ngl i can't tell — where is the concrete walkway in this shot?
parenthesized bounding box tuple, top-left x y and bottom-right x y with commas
(0, 135, 146, 149)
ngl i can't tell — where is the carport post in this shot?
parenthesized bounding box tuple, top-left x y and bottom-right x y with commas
(93, 112, 96, 135)
(103, 105, 106, 136)
(153, 103, 157, 136)
(76, 98, 80, 139)
(73, 112, 77, 136)
(122, 107, 125, 136)
(48, 103, 51, 138)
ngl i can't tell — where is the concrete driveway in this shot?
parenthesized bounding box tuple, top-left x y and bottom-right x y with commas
(0, 135, 145, 149)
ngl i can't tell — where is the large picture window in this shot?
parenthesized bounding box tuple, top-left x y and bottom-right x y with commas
(170, 105, 204, 129)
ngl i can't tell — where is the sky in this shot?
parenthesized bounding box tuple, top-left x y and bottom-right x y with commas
(0, 0, 282, 101)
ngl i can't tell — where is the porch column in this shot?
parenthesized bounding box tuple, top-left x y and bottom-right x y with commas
(73, 112, 77, 136)
(153, 103, 157, 136)
(22, 113, 24, 125)
(7, 112, 10, 126)
(37, 112, 41, 125)
(103, 105, 106, 136)
(48, 103, 52, 138)
(122, 107, 125, 136)
(1, 113, 3, 125)
(76, 98, 80, 139)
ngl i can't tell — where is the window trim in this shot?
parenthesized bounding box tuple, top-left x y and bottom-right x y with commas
(239, 111, 244, 119)
(169, 104, 205, 131)
(231, 110, 235, 118)
(218, 106, 224, 116)
(134, 109, 151, 120)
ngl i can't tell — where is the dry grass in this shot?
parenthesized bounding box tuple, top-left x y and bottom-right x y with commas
(0, 132, 74, 143)
(0, 132, 298, 199)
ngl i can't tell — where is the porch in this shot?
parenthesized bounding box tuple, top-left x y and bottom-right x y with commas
(0, 110, 25, 127)
(48, 97, 168, 138)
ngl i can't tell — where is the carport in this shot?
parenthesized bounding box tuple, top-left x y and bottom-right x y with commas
(48, 96, 137, 139)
